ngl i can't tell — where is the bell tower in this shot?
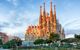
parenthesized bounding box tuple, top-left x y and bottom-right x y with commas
(53, 4, 57, 33)
(43, 0, 46, 34)
(39, 5, 43, 29)
(50, 0, 53, 32)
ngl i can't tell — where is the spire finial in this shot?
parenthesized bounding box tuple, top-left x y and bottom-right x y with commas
(54, 4, 56, 15)
(50, 0, 52, 2)
(50, 0, 52, 11)
(40, 5, 42, 16)
(43, 0, 46, 16)
(44, 0, 46, 12)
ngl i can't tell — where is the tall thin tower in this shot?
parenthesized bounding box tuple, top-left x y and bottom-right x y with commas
(43, 0, 46, 34)
(39, 5, 44, 38)
(39, 6, 43, 29)
(50, 0, 53, 32)
(53, 4, 57, 33)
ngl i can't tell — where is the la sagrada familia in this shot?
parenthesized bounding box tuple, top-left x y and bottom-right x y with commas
(25, 0, 65, 41)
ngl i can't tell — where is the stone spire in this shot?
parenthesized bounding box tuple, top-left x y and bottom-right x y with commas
(43, 0, 46, 23)
(54, 4, 56, 16)
(50, 0, 53, 17)
(40, 6, 42, 16)
(43, 0, 46, 16)
(39, 5, 43, 29)
(53, 4, 57, 33)
(50, 0, 53, 32)
(43, 0, 46, 35)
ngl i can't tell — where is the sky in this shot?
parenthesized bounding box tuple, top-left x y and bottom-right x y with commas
(0, 0, 80, 39)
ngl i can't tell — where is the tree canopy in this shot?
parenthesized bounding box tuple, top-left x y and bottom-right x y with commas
(0, 39, 3, 47)
(2, 39, 22, 49)
(34, 39, 45, 44)
(49, 32, 60, 42)
(75, 34, 80, 40)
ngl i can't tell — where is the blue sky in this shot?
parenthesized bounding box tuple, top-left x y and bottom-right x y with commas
(0, 0, 80, 39)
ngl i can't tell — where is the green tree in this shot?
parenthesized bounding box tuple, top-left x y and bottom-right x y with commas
(75, 34, 80, 40)
(2, 39, 22, 49)
(15, 39, 22, 46)
(2, 39, 16, 49)
(0, 39, 3, 47)
(44, 39, 52, 44)
(49, 32, 60, 42)
(74, 34, 80, 45)
(61, 38, 76, 43)
(34, 39, 44, 44)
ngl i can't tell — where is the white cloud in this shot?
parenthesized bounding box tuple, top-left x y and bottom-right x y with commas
(66, 34, 74, 38)
(7, 0, 18, 6)
(1, 24, 27, 39)
(64, 18, 80, 30)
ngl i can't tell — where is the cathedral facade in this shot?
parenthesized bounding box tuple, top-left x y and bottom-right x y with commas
(25, 0, 65, 41)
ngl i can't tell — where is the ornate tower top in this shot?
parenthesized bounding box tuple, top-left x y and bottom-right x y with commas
(50, 0, 53, 17)
(54, 4, 56, 15)
(39, 5, 43, 28)
(53, 4, 57, 33)
(43, 0, 46, 16)
(50, 0, 53, 12)
(39, 5, 42, 23)
(40, 6, 42, 16)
